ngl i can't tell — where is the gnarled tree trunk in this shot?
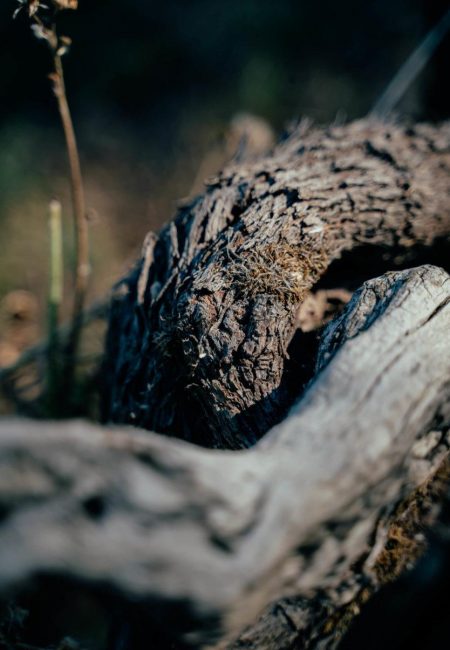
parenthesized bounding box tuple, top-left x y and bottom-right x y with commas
(0, 119, 449, 649)
(103, 119, 450, 449)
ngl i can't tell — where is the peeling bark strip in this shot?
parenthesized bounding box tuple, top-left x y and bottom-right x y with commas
(0, 266, 449, 648)
(103, 120, 450, 448)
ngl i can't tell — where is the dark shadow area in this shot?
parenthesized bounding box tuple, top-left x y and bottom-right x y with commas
(339, 491, 450, 650)
(316, 238, 450, 292)
(0, 575, 220, 650)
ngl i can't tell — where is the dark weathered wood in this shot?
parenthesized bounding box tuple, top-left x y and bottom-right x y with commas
(0, 265, 448, 649)
(103, 119, 450, 449)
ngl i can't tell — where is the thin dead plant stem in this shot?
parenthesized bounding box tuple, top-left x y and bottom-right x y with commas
(15, 1, 90, 407)
(50, 51, 89, 391)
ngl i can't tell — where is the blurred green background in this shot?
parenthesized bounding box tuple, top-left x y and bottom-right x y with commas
(0, 0, 448, 358)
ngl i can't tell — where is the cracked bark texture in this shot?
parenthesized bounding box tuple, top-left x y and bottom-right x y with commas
(103, 119, 450, 449)
(0, 266, 449, 649)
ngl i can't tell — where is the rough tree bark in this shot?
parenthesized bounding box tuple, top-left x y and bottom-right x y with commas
(103, 119, 450, 449)
(0, 119, 449, 649)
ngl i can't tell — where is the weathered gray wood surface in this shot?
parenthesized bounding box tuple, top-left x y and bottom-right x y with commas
(103, 120, 450, 449)
(0, 265, 448, 648)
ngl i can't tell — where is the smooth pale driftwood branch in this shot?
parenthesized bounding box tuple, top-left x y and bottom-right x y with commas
(103, 119, 450, 449)
(0, 265, 448, 648)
